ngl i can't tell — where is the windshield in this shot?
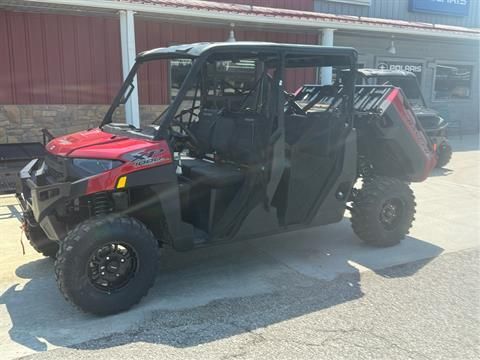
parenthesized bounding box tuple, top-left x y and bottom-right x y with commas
(382, 77, 423, 105)
(362, 76, 425, 106)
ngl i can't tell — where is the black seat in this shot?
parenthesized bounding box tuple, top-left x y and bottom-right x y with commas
(189, 109, 219, 154)
(183, 108, 267, 188)
(182, 159, 244, 188)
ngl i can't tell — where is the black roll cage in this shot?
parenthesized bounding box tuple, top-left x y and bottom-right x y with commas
(101, 43, 358, 141)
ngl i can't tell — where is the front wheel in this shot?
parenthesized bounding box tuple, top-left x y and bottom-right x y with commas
(55, 216, 159, 315)
(350, 176, 416, 247)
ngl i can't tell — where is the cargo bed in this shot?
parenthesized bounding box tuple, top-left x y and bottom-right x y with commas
(295, 84, 437, 181)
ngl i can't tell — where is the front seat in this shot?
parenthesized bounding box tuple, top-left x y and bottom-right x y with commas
(182, 111, 245, 188)
(182, 159, 244, 188)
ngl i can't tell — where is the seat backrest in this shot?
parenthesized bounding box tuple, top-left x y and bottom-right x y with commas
(189, 109, 219, 154)
(210, 115, 235, 155)
(229, 113, 267, 164)
(190, 108, 267, 164)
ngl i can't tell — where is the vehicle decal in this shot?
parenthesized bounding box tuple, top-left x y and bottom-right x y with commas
(130, 149, 169, 167)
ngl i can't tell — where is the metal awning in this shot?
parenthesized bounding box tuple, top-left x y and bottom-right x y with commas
(6, 0, 479, 40)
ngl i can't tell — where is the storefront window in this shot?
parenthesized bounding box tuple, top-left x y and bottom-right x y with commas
(434, 64, 473, 100)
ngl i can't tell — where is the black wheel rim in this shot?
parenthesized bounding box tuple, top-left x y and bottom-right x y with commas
(87, 242, 138, 292)
(379, 198, 404, 231)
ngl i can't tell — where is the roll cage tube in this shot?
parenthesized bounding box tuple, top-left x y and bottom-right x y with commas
(101, 47, 357, 137)
(342, 64, 357, 126)
(100, 55, 199, 134)
(101, 62, 140, 128)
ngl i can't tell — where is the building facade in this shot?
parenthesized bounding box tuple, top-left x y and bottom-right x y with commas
(315, 0, 479, 135)
(0, 0, 478, 143)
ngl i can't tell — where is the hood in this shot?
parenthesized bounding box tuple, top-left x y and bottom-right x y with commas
(46, 128, 158, 159)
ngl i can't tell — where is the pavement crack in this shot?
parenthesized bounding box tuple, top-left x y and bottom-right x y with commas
(220, 321, 268, 360)
(329, 327, 434, 360)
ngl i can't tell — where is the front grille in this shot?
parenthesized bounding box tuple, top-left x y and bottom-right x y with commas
(45, 154, 67, 181)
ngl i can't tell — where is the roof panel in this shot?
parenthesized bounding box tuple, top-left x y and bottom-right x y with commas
(136, 41, 358, 61)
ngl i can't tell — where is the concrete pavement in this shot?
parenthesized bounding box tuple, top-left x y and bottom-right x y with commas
(26, 249, 480, 360)
(0, 135, 478, 359)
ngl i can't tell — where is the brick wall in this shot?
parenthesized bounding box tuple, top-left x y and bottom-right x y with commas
(0, 105, 167, 143)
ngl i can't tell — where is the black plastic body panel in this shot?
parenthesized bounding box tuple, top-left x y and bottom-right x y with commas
(16, 159, 88, 240)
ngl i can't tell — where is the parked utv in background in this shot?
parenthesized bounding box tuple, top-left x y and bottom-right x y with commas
(17, 42, 436, 315)
(357, 69, 452, 168)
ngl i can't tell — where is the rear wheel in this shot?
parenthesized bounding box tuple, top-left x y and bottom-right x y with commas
(350, 176, 415, 247)
(435, 141, 452, 168)
(55, 215, 159, 315)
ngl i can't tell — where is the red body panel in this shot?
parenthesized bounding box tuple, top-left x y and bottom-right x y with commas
(384, 88, 437, 181)
(46, 128, 156, 159)
(46, 128, 173, 195)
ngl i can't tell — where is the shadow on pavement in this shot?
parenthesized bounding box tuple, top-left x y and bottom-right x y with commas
(0, 204, 22, 222)
(0, 220, 443, 354)
(429, 167, 454, 177)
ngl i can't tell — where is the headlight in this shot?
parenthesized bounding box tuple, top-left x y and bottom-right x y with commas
(71, 158, 123, 177)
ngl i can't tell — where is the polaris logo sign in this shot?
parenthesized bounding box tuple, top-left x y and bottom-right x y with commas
(378, 63, 422, 74)
(377, 61, 424, 82)
(409, 0, 469, 17)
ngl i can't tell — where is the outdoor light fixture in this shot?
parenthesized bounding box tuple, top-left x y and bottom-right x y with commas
(226, 23, 236, 42)
(387, 35, 396, 55)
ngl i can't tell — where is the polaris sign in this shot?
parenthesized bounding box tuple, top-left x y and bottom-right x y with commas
(409, 0, 469, 16)
(376, 60, 424, 82)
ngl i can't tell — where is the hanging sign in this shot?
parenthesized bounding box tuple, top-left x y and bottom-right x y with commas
(409, 0, 469, 17)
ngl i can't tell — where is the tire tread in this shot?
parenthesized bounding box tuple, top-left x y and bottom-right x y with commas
(54, 215, 158, 315)
(351, 176, 416, 247)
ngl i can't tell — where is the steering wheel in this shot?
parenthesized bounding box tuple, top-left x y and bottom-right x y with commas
(170, 107, 202, 150)
(170, 120, 201, 149)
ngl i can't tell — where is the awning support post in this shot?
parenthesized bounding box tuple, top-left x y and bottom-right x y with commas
(320, 28, 335, 85)
(119, 10, 140, 128)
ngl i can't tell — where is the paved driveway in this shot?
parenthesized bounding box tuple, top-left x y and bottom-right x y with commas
(0, 135, 478, 359)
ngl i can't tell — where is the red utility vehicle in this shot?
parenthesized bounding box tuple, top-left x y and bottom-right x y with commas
(17, 42, 436, 315)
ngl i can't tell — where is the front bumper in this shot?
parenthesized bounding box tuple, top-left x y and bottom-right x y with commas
(16, 159, 87, 241)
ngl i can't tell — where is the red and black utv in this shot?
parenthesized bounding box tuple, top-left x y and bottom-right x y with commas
(17, 42, 436, 315)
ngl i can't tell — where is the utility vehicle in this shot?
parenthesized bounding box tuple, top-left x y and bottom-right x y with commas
(17, 42, 436, 315)
(297, 68, 452, 168)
